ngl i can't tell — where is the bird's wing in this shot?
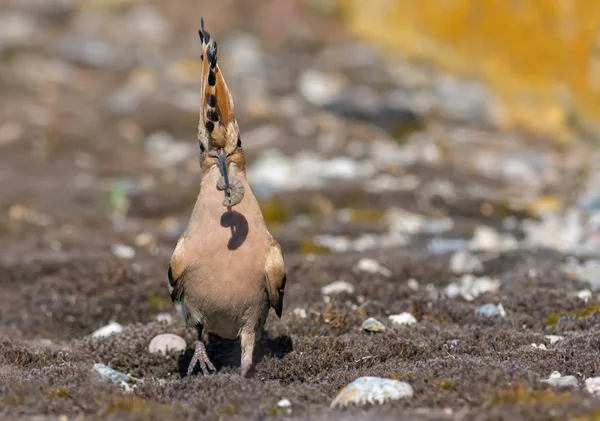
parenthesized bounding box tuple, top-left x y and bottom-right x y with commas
(168, 235, 189, 303)
(264, 236, 287, 318)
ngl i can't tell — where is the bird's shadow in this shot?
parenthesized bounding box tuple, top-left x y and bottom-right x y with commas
(220, 210, 248, 250)
(178, 332, 293, 378)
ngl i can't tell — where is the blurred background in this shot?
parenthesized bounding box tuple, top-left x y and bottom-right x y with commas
(5, 1, 600, 418)
(2, 0, 600, 343)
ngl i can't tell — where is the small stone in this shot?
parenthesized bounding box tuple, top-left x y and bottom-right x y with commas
(449, 250, 483, 274)
(475, 303, 506, 317)
(330, 377, 413, 408)
(321, 280, 355, 296)
(156, 313, 173, 323)
(542, 371, 578, 388)
(298, 69, 346, 107)
(428, 238, 468, 255)
(148, 333, 186, 355)
(292, 308, 307, 319)
(111, 244, 135, 260)
(585, 377, 600, 395)
(361, 317, 386, 333)
(545, 335, 564, 344)
(277, 398, 291, 408)
(92, 363, 129, 385)
(145, 131, 194, 168)
(389, 312, 417, 325)
(407, 278, 419, 290)
(91, 322, 124, 338)
(577, 289, 592, 302)
(469, 225, 517, 251)
(531, 343, 547, 350)
(446, 275, 500, 301)
(356, 258, 392, 277)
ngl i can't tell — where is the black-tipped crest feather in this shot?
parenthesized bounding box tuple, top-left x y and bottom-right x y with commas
(197, 18, 238, 152)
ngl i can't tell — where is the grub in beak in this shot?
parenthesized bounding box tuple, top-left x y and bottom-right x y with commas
(216, 148, 231, 200)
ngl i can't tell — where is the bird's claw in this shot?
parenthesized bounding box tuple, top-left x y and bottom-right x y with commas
(187, 341, 216, 377)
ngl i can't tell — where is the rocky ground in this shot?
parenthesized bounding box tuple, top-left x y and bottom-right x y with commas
(2, 0, 600, 420)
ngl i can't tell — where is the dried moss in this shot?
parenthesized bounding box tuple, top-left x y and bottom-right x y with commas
(299, 238, 332, 255)
(489, 386, 578, 408)
(101, 396, 155, 416)
(260, 199, 289, 225)
(546, 305, 600, 327)
(1, 394, 25, 406)
(48, 386, 70, 399)
(347, 208, 386, 223)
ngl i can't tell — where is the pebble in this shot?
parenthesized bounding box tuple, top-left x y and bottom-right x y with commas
(361, 317, 386, 333)
(449, 250, 483, 274)
(92, 363, 129, 385)
(298, 69, 346, 107)
(469, 226, 518, 251)
(111, 244, 135, 260)
(388, 312, 417, 325)
(321, 280, 355, 296)
(277, 398, 292, 408)
(428, 238, 468, 255)
(330, 377, 414, 408)
(574, 260, 600, 290)
(445, 274, 500, 301)
(475, 303, 506, 317)
(541, 371, 578, 388)
(0, 12, 36, 47)
(545, 335, 564, 344)
(148, 333, 187, 355)
(292, 308, 307, 319)
(356, 258, 392, 277)
(145, 131, 194, 168)
(577, 289, 592, 302)
(407, 278, 419, 290)
(91, 322, 124, 338)
(156, 313, 173, 323)
(585, 377, 600, 395)
(531, 343, 547, 350)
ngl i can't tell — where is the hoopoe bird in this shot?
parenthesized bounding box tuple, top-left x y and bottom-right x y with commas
(168, 18, 287, 378)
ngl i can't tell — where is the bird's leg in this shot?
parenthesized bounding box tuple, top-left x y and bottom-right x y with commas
(187, 325, 216, 376)
(240, 329, 257, 378)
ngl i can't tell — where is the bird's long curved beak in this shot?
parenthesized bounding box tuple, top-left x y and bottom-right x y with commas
(216, 148, 231, 199)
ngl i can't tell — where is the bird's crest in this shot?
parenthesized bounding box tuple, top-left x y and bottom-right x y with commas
(197, 18, 239, 153)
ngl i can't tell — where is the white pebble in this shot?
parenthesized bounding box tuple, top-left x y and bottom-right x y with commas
(321, 280, 355, 295)
(407, 278, 419, 290)
(277, 398, 292, 408)
(156, 313, 173, 323)
(531, 343, 547, 350)
(545, 335, 564, 344)
(148, 333, 187, 355)
(356, 258, 392, 277)
(91, 322, 124, 338)
(542, 371, 578, 388)
(111, 244, 135, 260)
(330, 376, 413, 408)
(292, 308, 307, 319)
(585, 377, 600, 395)
(449, 250, 483, 274)
(577, 289, 592, 302)
(389, 312, 417, 325)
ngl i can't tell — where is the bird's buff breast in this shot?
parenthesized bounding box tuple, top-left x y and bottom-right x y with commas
(181, 172, 270, 338)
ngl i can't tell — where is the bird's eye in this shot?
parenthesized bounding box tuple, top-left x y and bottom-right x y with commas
(199, 141, 205, 153)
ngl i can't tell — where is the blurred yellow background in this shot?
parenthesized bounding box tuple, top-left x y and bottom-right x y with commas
(341, 0, 600, 144)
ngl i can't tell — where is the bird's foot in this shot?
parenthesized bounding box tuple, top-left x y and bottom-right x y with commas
(187, 340, 216, 377)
